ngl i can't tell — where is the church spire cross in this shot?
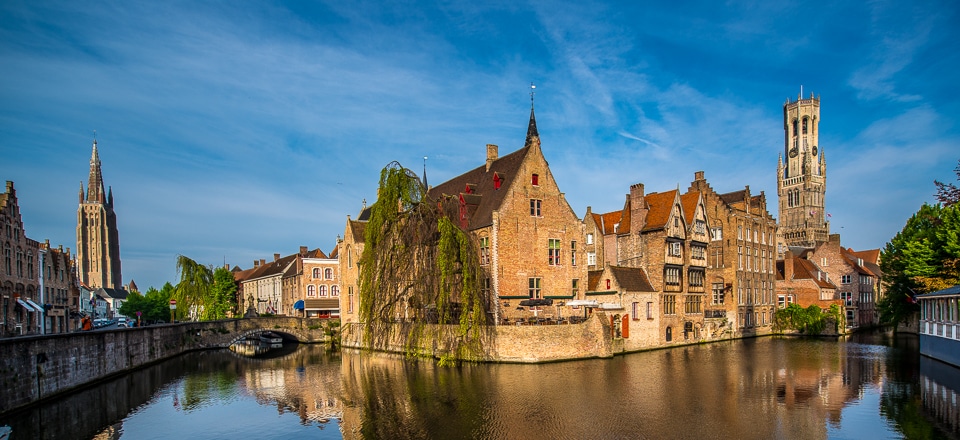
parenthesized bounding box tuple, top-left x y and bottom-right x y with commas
(524, 83, 540, 148)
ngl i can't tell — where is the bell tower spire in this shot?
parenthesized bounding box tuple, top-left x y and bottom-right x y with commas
(77, 137, 123, 290)
(86, 139, 105, 203)
(777, 91, 829, 252)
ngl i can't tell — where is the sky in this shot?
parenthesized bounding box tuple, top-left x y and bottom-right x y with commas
(1, 1, 957, 291)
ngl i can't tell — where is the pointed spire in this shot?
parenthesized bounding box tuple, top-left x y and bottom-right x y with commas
(86, 139, 106, 203)
(422, 156, 428, 190)
(78, 182, 85, 203)
(524, 83, 540, 148)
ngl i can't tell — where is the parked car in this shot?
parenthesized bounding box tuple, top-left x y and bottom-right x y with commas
(117, 317, 128, 328)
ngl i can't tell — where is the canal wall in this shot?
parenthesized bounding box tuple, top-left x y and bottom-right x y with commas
(0, 317, 332, 415)
(341, 312, 615, 362)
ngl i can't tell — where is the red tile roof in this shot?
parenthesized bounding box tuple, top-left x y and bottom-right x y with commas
(642, 190, 678, 231)
(609, 266, 656, 292)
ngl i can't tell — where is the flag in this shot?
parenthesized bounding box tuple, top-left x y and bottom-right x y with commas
(826, 212, 832, 218)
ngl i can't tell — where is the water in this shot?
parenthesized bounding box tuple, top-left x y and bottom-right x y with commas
(1, 330, 956, 439)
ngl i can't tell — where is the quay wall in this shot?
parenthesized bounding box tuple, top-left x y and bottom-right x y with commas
(341, 312, 615, 363)
(0, 317, 331, 415)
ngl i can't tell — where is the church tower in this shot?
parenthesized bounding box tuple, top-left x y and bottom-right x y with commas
(76, 139, 122, 289)
(777, 91, 829, 253)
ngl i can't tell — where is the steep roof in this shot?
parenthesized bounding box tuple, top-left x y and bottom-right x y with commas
(99, 287, 129, 300)
(593, 210, 624, 235)
(643, 190, 678, 231)
(777, 257, 837, 289)
(680, 191, 700, 225)
(349, 220, 367, 243)
(609, 266, 656, 292)
(427, 146, 531, 230)
(327, 245, 339, 259)
(719, 189, 747, 205)
(587, 270, 603, 291)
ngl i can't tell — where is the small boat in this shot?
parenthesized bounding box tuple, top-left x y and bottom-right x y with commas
(259, 331, 283, 344)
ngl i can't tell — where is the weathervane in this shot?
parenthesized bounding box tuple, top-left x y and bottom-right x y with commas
(530, 82, 536, 106)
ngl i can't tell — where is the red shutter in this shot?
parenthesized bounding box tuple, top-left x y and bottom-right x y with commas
(622, 315, 630, 338)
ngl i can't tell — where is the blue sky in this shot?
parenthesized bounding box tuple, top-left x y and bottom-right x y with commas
(1, 1, 957, 291)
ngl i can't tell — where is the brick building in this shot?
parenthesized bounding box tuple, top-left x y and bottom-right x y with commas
(801, 235, 881, 328)
(338, 207, 367, 325)
(1, 181, 42, 336)
(775, 249, 841, 314)
(585, 183, 712, 345)
(302, 246, 340, 318)
(238, 246, 329, 317)
(687, 171, 778, 335)
(39, 240, 79, 333)
(76, 139, 123, 290)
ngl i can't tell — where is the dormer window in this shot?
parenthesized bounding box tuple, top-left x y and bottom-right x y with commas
(531, 173, 539, 186)
(493, 173, 502, 190)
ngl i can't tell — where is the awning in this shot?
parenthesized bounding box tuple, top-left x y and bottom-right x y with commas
(519, 298, 553, 307)
(25, 299, 44, 313)
(599, 302, 624, 310)
(16, 299, 37, 313)
(293, 300, 305, 310)
(566, 300, 599, 308)
(305, 299, 339, 310)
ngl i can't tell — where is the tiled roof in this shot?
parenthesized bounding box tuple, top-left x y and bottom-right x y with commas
(99, 287, 129, 300)
(349, 220, 367, 243)
(680, 191, 700, 225)
(427, 146, 531, 231)
(593, 210, 624, 235)
(849, 248, 880, 265)
(609, 266, 656, 292)
(642, 190, 678, 231)
(795, 258, 837, 288)
(719, 189, 747, 205)
(327, 246, 339, 259)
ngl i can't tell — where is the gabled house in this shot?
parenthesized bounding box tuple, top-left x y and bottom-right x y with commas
(302, 246, 341, 318)
(587, 264, 659, 350)
(338, 206, 368, 325)
(804, 235, 881, 328)
(687, 170, 778, 335)
(425, 105, 586, 324)
(775, 248, 841, 314)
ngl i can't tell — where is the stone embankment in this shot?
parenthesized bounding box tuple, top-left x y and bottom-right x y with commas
(0, 317, 332, 415)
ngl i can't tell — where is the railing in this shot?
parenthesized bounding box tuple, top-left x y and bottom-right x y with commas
(704, 310, 726, 319)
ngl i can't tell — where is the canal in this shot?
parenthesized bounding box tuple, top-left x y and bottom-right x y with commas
(0, 330, 956, 439)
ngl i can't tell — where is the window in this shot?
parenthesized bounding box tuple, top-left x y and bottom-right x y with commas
(712, 282, 724, 305)
(572, 279, 579, 297)
(606, 279, 611, 290)
(842, 292, 852, 306)
(348, 287, 354, 313)
(587, 252, 597, 266)
(746, 228, 752, 242)
(325, 268, 334, 280)
(548, 239, 561, 266)
(347, 246, 353, 268)
(531, 173, 539, 186)
(331, 285, 339, 297)
(695, 220, 706, 235)
(307, 285, 316, 297)
(802, 117, 808, 134)
(26, 254, 33, 279)
(646, 302, 653, 320)
(313, 268, 321, 278)
(841, 275, 851, 284)
(737, 225, 742, 240)
(528, 278, 541, 298)
(778, 295, 786, 308)
(479, 237, 490, 265)
(319, 285, 327, 297)
(586, 233, 594, 245)
(493, 172, 502, 190)
(664, 266, 682, 291)
(688, 269, 704, 289)
(632, 302, 639, 320)
(684, 295, 702, 314)
(530, 199, 542, 216)
(571, 241, 577, 266)
(710, 227, 722, 241)
(737, 246, 743, 269)
(691, 244, 706, 260)
(668, 241, 682, 257)
(663, 295, 676, 315)
(482, 277, 491, 297)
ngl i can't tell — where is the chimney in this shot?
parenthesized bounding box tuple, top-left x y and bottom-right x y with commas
(254, 260, 259, 268)
(274, 253, 280, 262)
(829, 234, 841, 244)
(694, 171, 704, 181)
(300, 246, 308, 256)
(486, 144, 498, 171)
(260, 259, 266, 266)
(784, 250, 794, 281)
(629, 183, 647, 234)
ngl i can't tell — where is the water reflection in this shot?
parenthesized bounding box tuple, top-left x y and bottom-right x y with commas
(0, 331, 957, 439)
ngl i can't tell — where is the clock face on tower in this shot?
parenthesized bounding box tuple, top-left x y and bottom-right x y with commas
(789, 147, 798, 158)
(812, 145, 818, 156)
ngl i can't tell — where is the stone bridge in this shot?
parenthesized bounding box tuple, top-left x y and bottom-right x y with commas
(0, 317, 337, 415)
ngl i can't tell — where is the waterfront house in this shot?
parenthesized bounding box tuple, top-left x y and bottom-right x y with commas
(774, 249, 841, 314)
(918, 285, 960, 368)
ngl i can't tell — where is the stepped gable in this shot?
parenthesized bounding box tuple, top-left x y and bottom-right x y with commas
(641, 190, 679, 232)
(427, 145, 530, 231)
(609, 266, 656, 292)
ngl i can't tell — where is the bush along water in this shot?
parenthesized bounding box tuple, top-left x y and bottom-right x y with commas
(773, 304, 844, 335)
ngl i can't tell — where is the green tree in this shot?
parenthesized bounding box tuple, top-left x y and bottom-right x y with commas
(118, 283, 175, 323)
(209, 266, 238, 320)
(879, 202, 960, 327)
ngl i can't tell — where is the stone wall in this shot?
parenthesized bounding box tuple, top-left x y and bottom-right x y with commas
(341, 312, 614, 363)
(0, 317, 332, 414)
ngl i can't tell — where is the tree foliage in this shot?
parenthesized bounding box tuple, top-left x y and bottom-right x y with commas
(172, 255, 237, 321)
(773, 303, 843, 334)
(934, 159, 960, 207)
(358, 162, 489, 360)
(879, 202, 960, 326)
(118, 283, 175, 323)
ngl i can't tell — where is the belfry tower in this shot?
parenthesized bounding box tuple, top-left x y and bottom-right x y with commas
(76, 139, 123, 289)
(777, 92, 829, 253)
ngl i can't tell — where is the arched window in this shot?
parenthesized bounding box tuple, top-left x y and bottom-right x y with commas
(307, 285, 316, 297)
(313, 268, 321, 278)
(802, 117, 808, 134)
(347, 246, 353, 268)
(331, 285, 339, 297)
(665, 327, 672, 342)
(324, 268, 333, 280)
(319, 285, 327, 297)
(792, 119, 798, 137)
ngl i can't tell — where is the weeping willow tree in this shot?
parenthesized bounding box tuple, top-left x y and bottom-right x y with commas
(358, 162, 489, 361)
(173, 255, 216, 321)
